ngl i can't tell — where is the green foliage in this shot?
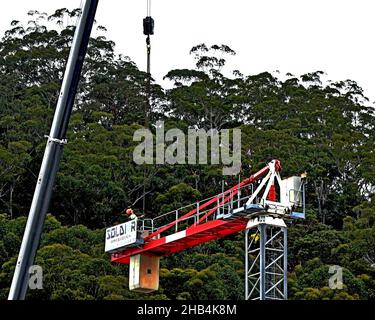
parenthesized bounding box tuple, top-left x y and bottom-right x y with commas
(0, 8, 374, 300)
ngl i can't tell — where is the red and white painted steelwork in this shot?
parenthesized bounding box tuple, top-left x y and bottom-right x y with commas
(111, 159, 295, 265)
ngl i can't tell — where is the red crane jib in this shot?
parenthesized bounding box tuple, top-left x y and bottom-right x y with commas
(112, 160, 281, 264)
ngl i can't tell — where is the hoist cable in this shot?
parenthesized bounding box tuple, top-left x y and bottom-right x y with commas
(147, 0, 151, 16)
(143, 0, 152, 214)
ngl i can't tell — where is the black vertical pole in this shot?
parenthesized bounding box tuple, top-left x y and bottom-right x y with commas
(8, 0, 99, 300)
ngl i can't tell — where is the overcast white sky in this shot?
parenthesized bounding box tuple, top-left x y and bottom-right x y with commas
(0, 0, 374, 102)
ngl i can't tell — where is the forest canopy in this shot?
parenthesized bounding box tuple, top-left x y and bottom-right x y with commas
(0, 8, 374, 300)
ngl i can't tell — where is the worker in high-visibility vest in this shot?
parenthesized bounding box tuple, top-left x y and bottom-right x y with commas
(125, 208, 137, 221)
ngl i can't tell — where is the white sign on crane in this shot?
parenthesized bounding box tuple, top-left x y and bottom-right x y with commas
(105, 220, 138, 253)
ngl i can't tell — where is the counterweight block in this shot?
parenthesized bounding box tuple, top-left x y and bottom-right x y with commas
(129, 253, 160, 293)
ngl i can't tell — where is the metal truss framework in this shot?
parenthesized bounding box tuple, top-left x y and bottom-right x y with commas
(245, 221, 288, 300)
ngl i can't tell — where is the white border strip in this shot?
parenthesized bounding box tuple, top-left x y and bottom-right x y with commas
(165, 230, 186, 244)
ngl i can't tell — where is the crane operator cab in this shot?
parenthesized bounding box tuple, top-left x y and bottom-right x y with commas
(218, 173, 307, 221)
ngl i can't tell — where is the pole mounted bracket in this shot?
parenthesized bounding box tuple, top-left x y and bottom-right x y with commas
(44, 135, 68, 145)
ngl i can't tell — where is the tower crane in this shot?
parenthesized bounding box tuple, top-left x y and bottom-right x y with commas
(105, 160, 306, 300)
(7, 0, 306, 301)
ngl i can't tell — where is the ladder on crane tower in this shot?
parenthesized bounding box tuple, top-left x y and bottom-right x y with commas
(105, 159, 306, 299)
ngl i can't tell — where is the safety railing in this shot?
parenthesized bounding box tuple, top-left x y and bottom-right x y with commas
(139, 180, 306, 239)
(138, 176, 306, 240)
(139, 182, 255, 237)
(287, 183, 306, 218)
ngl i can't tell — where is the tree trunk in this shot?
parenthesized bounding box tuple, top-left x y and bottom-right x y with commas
(314, 179, 327, 224)
(9, 184, 14, 219)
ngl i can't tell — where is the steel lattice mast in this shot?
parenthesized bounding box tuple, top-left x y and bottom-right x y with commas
(245, 219, 288, 300)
